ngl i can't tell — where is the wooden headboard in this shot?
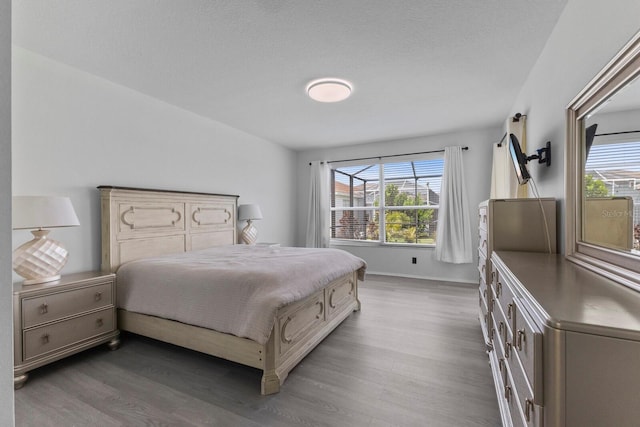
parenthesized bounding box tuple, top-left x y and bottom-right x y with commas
(99, 186, 238, 273)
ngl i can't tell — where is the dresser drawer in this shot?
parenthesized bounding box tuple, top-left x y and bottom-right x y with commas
(478, 249, 488, 280)
(504, 362, 525, 427)
(478, 205, 488, 230)
(510, 353, 543, 427)
(479, 228, 488, 256)
(493, 301, 514, 365)
(492, 269, 516, 333)
(479, 275, 489, 308)
(23, 308, 115, 360)
(513, 298, 543, 403)
(22, 282, 113, 328)
(479, 290, 491, 344)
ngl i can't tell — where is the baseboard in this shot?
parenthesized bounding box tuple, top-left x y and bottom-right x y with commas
(364, 270, 478, 285)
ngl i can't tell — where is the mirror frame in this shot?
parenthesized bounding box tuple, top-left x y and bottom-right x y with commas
(566, 30, 640, 291)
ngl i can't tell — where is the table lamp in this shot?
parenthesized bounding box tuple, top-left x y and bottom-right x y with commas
(238, 204, 263, 245)
(12, 196, 80, 285)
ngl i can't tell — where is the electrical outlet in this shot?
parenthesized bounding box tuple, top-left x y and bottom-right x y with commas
(411, 257, 417, 264)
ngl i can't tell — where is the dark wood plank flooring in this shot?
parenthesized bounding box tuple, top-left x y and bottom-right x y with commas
(15, 275, 501, 426)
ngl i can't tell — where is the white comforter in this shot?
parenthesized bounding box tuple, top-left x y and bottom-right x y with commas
(116, 245, 366, 344)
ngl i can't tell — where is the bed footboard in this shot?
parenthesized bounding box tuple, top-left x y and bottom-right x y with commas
(262, 271, 360, 394)
(117, 271, 360, 395)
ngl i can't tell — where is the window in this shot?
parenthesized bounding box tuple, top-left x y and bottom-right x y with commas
(330, 157, 444, 245)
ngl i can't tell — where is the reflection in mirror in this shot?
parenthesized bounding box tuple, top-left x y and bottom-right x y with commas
(582, 77, 640, 253)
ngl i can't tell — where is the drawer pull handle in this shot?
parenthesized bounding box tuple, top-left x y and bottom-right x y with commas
(525, 398, 534, 421)
(498, 358, 505, 373)
(507, 303, 513, 319)
(517, 329, 526, 351)
(499, 321, 507, 343)
(329, 289, 337, 308)
(95, 292, 102, 301)
(505, 342, 511, 359)
(496, 282, 502, 298)
(41, 334, 49, 344)
(39, 303, 48, 315)
(96, 318, 104, 328)
(504, 385, 512, 402)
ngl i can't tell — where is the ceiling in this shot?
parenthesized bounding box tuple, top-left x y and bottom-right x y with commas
(12, 1, 567, 151)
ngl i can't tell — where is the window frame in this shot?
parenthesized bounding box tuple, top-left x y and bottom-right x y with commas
(330, 156, 443, 247)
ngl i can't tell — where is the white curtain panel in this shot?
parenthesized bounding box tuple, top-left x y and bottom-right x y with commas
(435, 146, 473, 264)
(490, 142, 516, 198)
(306, 161, 330, 248)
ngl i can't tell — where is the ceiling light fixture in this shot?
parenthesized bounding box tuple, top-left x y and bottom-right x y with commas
(306, 78, 352, 103)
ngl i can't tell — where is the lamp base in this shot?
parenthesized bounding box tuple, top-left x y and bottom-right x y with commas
(240, 220, 258, 245)
(13, 229, 68, 285)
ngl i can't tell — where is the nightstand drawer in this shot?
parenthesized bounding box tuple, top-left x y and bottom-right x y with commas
(22, 282, 113, 328)
(23, 308, 115, 360)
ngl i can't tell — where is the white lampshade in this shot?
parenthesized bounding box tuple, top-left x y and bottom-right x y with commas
(238, 204, 263, 221)
(13, 196, 80, 229)
(12, 196, 80, 285)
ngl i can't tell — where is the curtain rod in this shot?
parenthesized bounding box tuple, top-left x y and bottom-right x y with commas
(496, 113, 526, 147)
(497, 132, 507, 147)
(309, 146, 468, 165)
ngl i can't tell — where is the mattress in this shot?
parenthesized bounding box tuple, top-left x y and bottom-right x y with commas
(116, 245, 366, 344)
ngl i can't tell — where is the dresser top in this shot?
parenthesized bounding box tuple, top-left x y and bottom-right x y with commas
(493, 251, 640, 341)
(13, 271, 115, 295)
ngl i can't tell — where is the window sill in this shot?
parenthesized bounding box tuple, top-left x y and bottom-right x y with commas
(330, 239, 435, 249)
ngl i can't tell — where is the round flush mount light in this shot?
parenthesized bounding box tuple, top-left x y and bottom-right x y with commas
(306, 78, 353, 103)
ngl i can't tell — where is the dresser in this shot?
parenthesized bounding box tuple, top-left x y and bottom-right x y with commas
(478, 199, 557, 349)
(489, 251, 640, 426)
(13, 271, 120, 388)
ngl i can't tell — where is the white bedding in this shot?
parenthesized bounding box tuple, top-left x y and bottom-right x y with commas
(116, 245, 366, 344)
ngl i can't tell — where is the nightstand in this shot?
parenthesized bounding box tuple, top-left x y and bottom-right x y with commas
(13, 271, 120, 389)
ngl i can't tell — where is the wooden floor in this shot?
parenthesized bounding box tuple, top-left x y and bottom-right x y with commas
(15, 275, 501, 427)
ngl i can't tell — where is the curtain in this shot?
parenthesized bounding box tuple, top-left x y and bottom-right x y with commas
(306, 161, 330, 248)
(435, 146, 473, 264)
(490, 142, 515, 198)
(490, 116, 528, 198)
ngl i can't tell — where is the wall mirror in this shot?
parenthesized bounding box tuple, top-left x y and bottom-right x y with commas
(567, 30, 640, 290)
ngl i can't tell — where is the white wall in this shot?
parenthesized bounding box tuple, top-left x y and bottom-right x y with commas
(12, 48, 297, 279)
(296, 127, 499, 283)
(509, 0, 640, 252)
(0, 0, 14, 425)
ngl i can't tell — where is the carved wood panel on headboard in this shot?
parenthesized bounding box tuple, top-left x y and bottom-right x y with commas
(98, 186, 239, 272)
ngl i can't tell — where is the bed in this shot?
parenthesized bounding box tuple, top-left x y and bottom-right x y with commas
(99, 186, 365, 394)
